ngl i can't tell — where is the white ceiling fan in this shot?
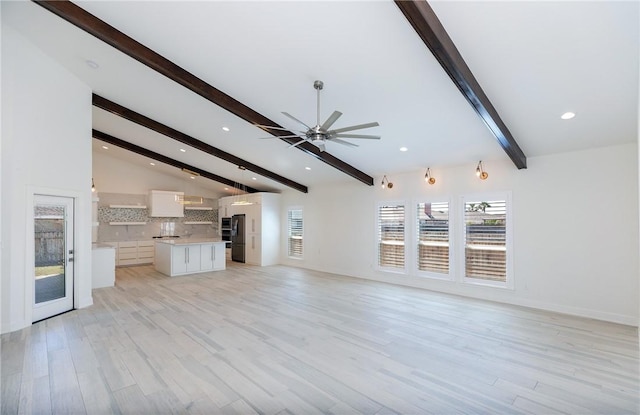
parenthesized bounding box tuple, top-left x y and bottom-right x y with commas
(257, 80, 380, 152)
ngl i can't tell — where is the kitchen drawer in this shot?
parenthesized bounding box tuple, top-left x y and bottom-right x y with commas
(119, 241, 137, 248)
(138, 246, 155, 253)
(119, 251, 137, 260)
(138, 241, 154, 248)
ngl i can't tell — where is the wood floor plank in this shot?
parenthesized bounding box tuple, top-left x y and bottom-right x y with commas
(1, 263, 637, 414)
(18, 375, 52, 415)
(48, 348, 86, 414)
(76, 369, 120, 415)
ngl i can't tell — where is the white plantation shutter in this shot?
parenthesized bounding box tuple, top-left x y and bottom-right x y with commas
(287, 209, 303, 258)
(377, 203, 405, 269)
(416, 202, 449, 275)
(464, 199, 507, 282)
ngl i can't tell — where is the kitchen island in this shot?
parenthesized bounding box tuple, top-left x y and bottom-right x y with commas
(154, 239, 226, 277)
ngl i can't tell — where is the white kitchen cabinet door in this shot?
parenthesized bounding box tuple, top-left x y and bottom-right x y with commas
(200, 244, 214, 271)
(245, 234, 261, 265)
(171, 246, 188, 275)
(248, 203, 261, 234)
(213, 243, 225, 270)
(201, 243, 225, 271)
(172, 245, 201, 274)
(185, 245, 201, 273)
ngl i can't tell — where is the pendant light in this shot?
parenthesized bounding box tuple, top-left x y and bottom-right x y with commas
(476, 161, 488, 180)
(381, 175, 393, 189)
(424, 168, 436, 185)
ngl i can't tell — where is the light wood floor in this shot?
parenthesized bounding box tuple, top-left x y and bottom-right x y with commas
(2, 263, 638, 414)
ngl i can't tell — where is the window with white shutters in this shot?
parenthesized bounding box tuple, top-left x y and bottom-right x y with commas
(287, 208, 303, 258)
(377, 203, 405, 270)
(463, 198, 509, 284)
(416, 202, 449, 276)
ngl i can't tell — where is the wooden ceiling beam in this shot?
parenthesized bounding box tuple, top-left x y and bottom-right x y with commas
(395, 0, 527, 169)
(93, 94, 308, 193)
(93, 129, 260, 193)
(35, 0, 375, 186)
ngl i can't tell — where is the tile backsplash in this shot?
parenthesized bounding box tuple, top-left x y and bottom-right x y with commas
(96, 192, 219, 243)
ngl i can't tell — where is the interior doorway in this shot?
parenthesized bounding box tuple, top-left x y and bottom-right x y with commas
(32, 194, 74, 322)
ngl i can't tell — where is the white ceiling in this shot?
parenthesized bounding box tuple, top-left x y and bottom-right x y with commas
(4, 0, 638, 195)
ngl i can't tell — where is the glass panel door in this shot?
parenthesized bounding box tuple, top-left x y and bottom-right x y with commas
(33, 195, 74, 322)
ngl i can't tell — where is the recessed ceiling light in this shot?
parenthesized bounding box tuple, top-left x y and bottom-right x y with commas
(252, 177, 257, 180)
(85, 59, 99, 69)
(224, 187, 229, 191)
(190, 176, 195, 180)
(305, 167, 311, 170)
(149, 162, 155, 166)
(179, 148, 186, 152)
(561, 112, 576, 120)
(101, 145, 108, 150)
(400, 147, 408, 152)
(222, 126, 230, 132)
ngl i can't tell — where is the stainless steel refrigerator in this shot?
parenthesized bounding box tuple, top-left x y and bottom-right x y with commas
(231, 214, 245, 263)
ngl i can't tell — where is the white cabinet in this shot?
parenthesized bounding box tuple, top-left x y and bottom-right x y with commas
(148, 190, 184, 217)
(137, 241, 155, 264)
(155, 241, 227, 277)
(103, 240, 155, 266)
(218, 192, 280, 266)
(118, 241, 138, 266)
(245, 233, 260, 265)
(200, 243, 225, 271)
(92, 245, 115, 289)
(171, 245, 201, 275)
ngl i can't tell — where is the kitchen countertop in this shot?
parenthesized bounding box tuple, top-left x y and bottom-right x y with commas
(155, 238, 225, 246)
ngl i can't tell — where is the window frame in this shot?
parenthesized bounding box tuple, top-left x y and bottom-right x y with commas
(459, 192, 514, 289)
(414, 198, 454, 281)
(286, 206, 304, 259)
(375, 200, 408, 274)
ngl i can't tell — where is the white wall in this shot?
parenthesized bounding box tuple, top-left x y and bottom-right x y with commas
(1, 26, 92, 333)
(93, 151, 221, 198)
(280, 143, 639, 325)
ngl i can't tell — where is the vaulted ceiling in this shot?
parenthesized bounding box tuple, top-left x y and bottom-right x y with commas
(4, 1, 638, 196)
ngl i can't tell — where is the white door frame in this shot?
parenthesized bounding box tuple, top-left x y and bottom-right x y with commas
(27, 189, 79, 323)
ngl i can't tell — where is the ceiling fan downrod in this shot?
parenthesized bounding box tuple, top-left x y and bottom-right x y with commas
(314, 80, 323, 127)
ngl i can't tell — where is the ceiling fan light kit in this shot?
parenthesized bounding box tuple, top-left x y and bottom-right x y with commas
(259, 80, 380, 152)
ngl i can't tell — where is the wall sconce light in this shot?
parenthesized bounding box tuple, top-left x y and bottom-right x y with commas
(424, 168, 436, 185)
(475, 161, 488, 180)
(381, 175, 393, 189)
(91, 178, 96, 192)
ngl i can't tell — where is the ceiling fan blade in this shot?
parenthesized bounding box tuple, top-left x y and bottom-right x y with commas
(287, 139, 309, 149)
(334, 133, 381, 139)
(258, 134, 303, 140)
(330, 138, 359, 147)
(282, 112, 311, 130)
(330, 121, 379, 134)
(255, 124, 302, 132)
(320, 111, 343, 131)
